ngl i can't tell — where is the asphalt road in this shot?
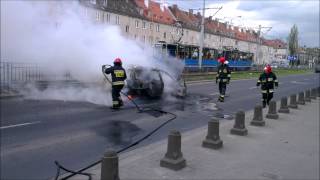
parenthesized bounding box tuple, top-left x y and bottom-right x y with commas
(1, 73, 319, 180)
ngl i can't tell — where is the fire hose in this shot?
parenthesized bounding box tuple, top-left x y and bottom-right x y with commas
(101, 65, 142, 112)
(53, 64, 178, 180)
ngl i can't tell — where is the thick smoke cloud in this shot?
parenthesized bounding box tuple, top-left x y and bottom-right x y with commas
(1, 1, 184, 105)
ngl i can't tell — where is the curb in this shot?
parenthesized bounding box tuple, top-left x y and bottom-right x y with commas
(0, 94, 23, 99)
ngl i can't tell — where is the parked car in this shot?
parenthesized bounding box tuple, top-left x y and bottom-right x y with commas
(315, 64, 320, 73)
(270, 62, 279, 69)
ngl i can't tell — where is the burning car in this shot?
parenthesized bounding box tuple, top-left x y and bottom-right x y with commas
(126, 66, 186, 98)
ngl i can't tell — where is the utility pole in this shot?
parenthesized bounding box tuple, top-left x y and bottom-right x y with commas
(256, 25, 262, 65)
(256, 25, 272, 65)
(199, 0, 205, 70)
(193, 1, 222, 70)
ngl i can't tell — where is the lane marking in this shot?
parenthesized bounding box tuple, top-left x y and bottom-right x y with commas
(0, 121, 41, 130)
(290, 81, 308, 85)
(187, 82, 214, 86)
(210, 92, 219, 96)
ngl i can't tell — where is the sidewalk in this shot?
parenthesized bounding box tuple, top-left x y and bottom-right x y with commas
(67, 99, 319, 180)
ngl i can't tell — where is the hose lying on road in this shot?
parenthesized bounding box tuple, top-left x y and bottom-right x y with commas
(54, 161, 92, 180)
(53, 65, 178, 180)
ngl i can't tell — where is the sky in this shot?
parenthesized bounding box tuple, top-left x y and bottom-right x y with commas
(157, 0, 319, 47)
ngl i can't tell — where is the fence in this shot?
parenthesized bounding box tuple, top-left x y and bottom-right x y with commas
(0, 61, 43, 94)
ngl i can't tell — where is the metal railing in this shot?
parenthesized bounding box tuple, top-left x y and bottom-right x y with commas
(0, 61, 43, 94)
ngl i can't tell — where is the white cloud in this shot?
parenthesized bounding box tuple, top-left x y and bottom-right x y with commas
(161, 0, 319, 47)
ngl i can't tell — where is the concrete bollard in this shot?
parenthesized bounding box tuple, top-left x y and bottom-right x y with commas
(310, 88, 317, 99)
(250, 105, 265, 126)
(160, 130, 186, 171)
(304, 90, 311, 102)
(288, 94, 298, 109)
(297, 92, 305, 105)
(230, 111, 248, 136)
(202, 118, 223, 149)
(278, 97, 290, 113)
(101, 150, 119, 180)
(266, 101, 279, 119)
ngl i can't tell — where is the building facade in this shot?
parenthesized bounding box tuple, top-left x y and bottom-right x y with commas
(76, 0, 287, 65)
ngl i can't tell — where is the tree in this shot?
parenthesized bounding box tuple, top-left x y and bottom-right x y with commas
(288, 24, 299, 66)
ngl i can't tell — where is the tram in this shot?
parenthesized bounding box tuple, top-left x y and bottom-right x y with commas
(154, 41, 253, 71)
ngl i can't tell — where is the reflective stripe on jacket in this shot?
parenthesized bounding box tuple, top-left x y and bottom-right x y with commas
(257, 72, 278, 90)
(104, 65, 127, 85)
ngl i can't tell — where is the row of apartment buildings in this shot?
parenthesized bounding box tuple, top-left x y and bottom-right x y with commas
(55, 0, 288, 65)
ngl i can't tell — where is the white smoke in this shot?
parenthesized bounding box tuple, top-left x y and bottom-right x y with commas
(0, 0, 184, 106)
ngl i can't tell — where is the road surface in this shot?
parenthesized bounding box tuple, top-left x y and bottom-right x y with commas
(0, 73, 319, 179)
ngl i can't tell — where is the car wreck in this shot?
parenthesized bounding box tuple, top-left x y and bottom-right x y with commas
(125, 66, 187, 98)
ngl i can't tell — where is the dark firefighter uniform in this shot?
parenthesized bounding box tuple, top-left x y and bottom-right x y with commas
(103, 58, 127, 109)
(216, 57, 231, 102)
(256, 65, 278, 108)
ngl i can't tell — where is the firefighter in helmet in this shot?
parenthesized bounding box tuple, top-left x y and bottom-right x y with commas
(216, 56, 231, 102)
(102, 58, 127, 109)
(256, 64, 278, 108)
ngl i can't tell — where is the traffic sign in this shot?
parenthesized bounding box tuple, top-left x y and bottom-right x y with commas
(287, 55, 297, 61)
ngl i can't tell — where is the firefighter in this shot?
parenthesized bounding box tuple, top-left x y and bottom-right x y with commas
(256, 65, 278, 108)
(216, 57, 231, 102)
(102, 58, 127, 109)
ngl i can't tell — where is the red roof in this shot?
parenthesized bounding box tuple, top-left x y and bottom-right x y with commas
(131, 1, 282, 47)
(262, 39, 286, 48)
(134, 0, 175, 25)
(169, 5, 200, 30)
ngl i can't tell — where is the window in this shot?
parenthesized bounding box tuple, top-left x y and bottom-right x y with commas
(150, 23, 153, 30)
(142, 35, 145, 43)
(149, 36, 154, 44)
(135, 20, 139, 28)
(115, 16, 120, 25)
(96, 11, 100, 21)
(163, 32, 166, 39)
(125, 25, 129, 33)
(191, 48, 199, 59)
(142, 21, 146, 29)
(105, 13, 110, 22)
(156, 24, 160, 32)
